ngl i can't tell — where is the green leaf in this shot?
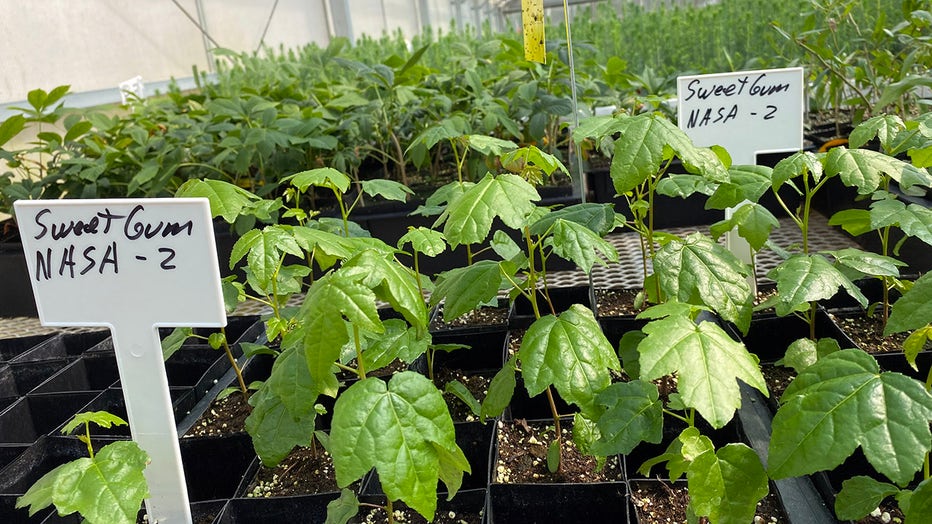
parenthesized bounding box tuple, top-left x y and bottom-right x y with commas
(175, 179, 263, 223)
(480, 358, 516, 423)
(656, 174, 715, 198)
(300, 271, 383, 397)
(518, 305, 620, 415)
(431, 261, 505, 321)
(835, 476, 900, 520)
(829, 208, 873, 236)
(61, 411, 128, 436)
(287, 167, 351, 193)
(869, 199, 932, 246)
(779, 337, 840, 374)
(160, 327, 193, 361)
(341, 250, 427, 333)
(359, 319, 429, 370)
(688, 443, 769, 524)
(325, 489, 360, 524)
(0, 114, 26, 147)
(769, 350, 932, 485)
(906, 477, 932, 524)
(547, 219, 619, 273)
(772, 151, 823, 192)
(528, 203, 616, 237)
(465, 134, 518, 157)
(706, 165, 774, 209)
(825, 147, 932, 195)
(610, 113, 727, 194)
(708, 202, 779, 252)
(491, 230, 528, 268)
(230, 225, 303, 287)
(887, 272, 932, 334)
(360, 179, 413, 202)
(442, 173, 539, 247)
(266, 346, 320, 419)
(398, 227, 446, 257)
(830, 248, 904, 278)
(849, 115, 905, 151)
(903, 326, 932, 370)
(17, 441, 149, 524)
(638, 312, 766, 428)
(444, 380, 480, 416)
(591, 380, 663, 455)
(331, 372, 468, 521)
(245, 382, 316, 466)
(653, 233, 754, 334)
(767, 254, 868, 316)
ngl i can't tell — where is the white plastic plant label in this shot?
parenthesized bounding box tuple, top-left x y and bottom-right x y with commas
(676, 68, 804, 290)
(14, 198, 226, 524)
(676, 67, 804, 163)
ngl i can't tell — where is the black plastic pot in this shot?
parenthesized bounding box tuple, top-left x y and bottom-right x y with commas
(216, 492, 341, 524)
(735, 310, 850, 363)
(0, 334, 52, 364)
(0, 392, 99, 445)
(30, 353, 119, 395)
(430, 329, 507, 373)
(13, 331, 110, 362)
(488, 482, 628, 523)
(429, 298, 510, 336)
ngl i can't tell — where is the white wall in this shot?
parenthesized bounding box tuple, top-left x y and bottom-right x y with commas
(0, 1, 473, 109)
(0, 0, 208, 104)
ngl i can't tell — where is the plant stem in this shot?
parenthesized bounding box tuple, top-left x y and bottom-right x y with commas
(220, 327, 250, 398)
(545, 386, 563, 473)
(84, 422, 95, 459)
(386, 499, 395, 524)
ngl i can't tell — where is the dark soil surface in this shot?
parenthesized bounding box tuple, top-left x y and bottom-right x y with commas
(245, 445, 340, 497)
(630, 481, 788, 524)
(760, 364, 796, 405)
(494, 419, 623, 484)
(430, 304, 509, 331)
(594, 288, 644, 317)
(184, 390, 251, 437)
(830, 313, 921, 354)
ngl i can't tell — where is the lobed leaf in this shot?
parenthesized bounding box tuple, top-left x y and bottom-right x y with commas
(330, 372, 468, 521)
(591, 380, 663, 456)
(442, 173, 539, 247)
(653, 233, 754, 334)
(547, 219, 619, 273)
(767, 253, 867, 316)
(769, 350, 932, 486)
(637, 312, 766, 428)
(518, 305, 620, 415)
(886, 272, 932, 334)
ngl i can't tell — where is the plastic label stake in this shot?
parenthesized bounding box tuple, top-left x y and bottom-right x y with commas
(14, 198, 226, 524)
(676, 67, 804, 290)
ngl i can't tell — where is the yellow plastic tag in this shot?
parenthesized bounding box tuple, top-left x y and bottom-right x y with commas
(522, 0, 546, 63)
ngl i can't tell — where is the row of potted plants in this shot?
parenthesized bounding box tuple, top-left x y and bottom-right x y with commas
(4, 107, 928, 522)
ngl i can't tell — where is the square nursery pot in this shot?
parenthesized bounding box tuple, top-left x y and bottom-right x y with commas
(40, 499, 228, 524)
(0, 333, 53, 364)
(0, 392, 99, 445)
(429, 298, 510, 336)
(735, 309, 849, 364)
(29, 353, 120, 395)
(488, 482, 628, 523)
(216, 492, 343, 524)
(352, 490, 488, 524)
(628, 479, 793, 524)
(12, 331, 110, 362)
(430, 329, 508, 374)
